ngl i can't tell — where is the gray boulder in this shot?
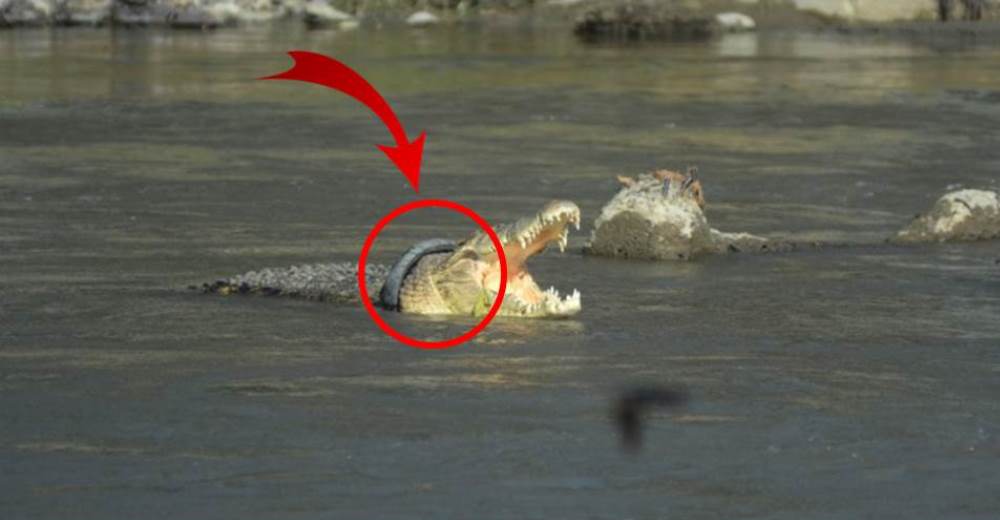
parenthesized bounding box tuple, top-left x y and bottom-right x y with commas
(303, 0, 354, 28)
(895, 189, 1000, 243)
(714, 11, 755, 31)
(405, 10, 440, 26)
(1, 0, 54, 25)
(114, 0, 288, 27)
(573, 0, 716, 42)
(54, 0, 112, 25)
(586, 169, 781, 261)
(114, 0, 177, 25)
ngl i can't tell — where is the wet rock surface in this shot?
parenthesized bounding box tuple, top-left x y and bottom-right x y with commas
(199, 262, 389, 303)
(587, 171, 712, 260)
(0, 0, 318, 27)
(586, 170, 795, 261)
(714, 10, 755, 31)
(573, 0, 716, 42)
(795, 0, 998, 23)
(3, 0, 997, 29)
(1, 0, 53, 26)
(56, 0, 112, 25)
(895, 189, 1000, 243)
(303, 0, 354, 28)
(0, 0, 471, 27)
(114, 0, 294, 26)
(405, 9, 439, 26)
(587, 201, 713, 260)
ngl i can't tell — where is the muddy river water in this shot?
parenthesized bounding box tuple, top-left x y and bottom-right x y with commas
(2, 22, 1000, 519)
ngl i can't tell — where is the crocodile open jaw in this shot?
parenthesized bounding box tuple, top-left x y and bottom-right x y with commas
(474, 200, 582, 317)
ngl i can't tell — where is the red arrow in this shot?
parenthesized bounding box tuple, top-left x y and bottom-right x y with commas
(260, 51, 426, 193)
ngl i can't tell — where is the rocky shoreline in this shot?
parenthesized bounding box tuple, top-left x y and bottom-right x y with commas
(3, 0, 999, 32)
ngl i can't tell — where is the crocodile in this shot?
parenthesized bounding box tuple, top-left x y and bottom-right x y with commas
(588, 168, 791, 261)
(588, 168, 1000, 261)
(203, 200, 583, 318)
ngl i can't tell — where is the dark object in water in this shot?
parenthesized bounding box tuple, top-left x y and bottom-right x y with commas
(939, 0, 952, 21)
(613, 385, 689, 451)
(378, 239, 456, 311)
(574, 1, 714, 42)
(939, 0, 988, 21)
(962, 0, 986, 20)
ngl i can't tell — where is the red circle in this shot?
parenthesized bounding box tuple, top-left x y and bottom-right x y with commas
(357, 199, 508, 350)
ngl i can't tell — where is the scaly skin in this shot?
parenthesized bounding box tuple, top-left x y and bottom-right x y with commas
(202, 200, 583, 318)
(398, 200, 582, 318)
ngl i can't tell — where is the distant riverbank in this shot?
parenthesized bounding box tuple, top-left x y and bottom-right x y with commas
(3, 0, 998, 32)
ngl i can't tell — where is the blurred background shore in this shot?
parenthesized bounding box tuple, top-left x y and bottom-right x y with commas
(2, 0, 999, 34)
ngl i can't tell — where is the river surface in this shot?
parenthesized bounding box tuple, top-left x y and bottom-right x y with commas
(2, 22, 1000, 519)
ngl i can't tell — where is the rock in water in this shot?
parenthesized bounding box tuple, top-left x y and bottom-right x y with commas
(895, 189, 1000, 243)
(303, 0, 353, 28)
(573, 0, 714, 42)
(168, 1, 229, 28)
(406, 10, 439, 27)
(714, 11, 755, 31)
(113, 0, 161, 25)
(1, 0, 53, 25)
(588, 179, 714, 260)
(112, 0, 288, 27)
(587, 170, 797, 261)
(229, 0, 287, 22)
(54, 0, 112, 25)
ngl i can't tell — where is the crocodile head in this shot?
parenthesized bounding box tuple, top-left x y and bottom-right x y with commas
(398, 200, 582, 318)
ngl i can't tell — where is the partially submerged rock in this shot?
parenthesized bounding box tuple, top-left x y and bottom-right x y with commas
(587, 169, 778, 261)
(573, 0, 715, 42)
(1, 0, 53, 26)
(303, 0, 353, 28)
(113, 0, 162, 25)
(795, 0, 996, 23)
(588, 175, 710, 260)
(54, 0, 112, 25)
(894, 189, 1000, 243)
(112, 0, 290, 26)
(168, 1, 231, 28)
(405, 10, 439, 27)
(714, 11, 755, 31)
(229, 0, 288, 22)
